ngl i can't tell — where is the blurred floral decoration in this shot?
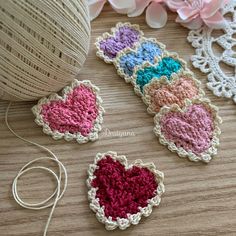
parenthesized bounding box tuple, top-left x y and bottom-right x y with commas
(88, 0, 229, 29)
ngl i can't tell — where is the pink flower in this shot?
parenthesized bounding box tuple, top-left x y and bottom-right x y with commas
(167, 0, 228, 29)
(88, 0, 136, 20)
(128, 0, 168, 28)
(88, 0, 168, 28)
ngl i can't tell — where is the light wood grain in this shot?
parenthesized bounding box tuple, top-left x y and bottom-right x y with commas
(1, 5, 236, 236)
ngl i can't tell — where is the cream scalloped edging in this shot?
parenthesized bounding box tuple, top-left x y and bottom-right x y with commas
(153, 98, 222, 163)
(95, 22, 144, 64)
(87, 151, 165, 230)
(32, 80, 105, 144)
(143, 70, 205, 115)
(113, 37, 166, 83)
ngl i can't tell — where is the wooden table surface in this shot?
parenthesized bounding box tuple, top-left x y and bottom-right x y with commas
(1, 6, 236, 236)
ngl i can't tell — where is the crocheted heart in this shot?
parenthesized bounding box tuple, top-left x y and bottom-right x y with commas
(87, 152, 164, 230)
(154, 99, 221, 162)
(161, 104, 214, 154)
(97, 23, 142, 63)
(32, 80, 104, 143)
(144, 75, 202, 114)
(117, 40, 163, 77)
(135, 56, 183, 92)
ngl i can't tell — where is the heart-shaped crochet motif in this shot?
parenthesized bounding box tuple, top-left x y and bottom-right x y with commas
(32, 80, 104, 143)
(161, 104, 213, 154)
(134, 56, 183, 92)
(96, 23, 142, 63)
(154, 99, 222, 162)
(116, 40, 163, 77)
(144, 75, 202, 114)
(87, 152, 164, 230)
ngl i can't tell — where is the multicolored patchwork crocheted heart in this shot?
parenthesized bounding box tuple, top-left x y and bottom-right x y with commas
(96, 22, 143, 63)
(132, 53, 186, 95)
(114, 38, 165, 82)
(87, 151, 164, 230)
(32, 80, 105, 143)
(143, 72, 205, 114)
(154, 98, 222, 162)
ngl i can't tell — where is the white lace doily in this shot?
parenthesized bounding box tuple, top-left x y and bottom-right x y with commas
(188, 0, 236, 103)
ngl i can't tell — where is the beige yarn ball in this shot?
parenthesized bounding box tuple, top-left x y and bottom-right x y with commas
(0, 0, 90, 101)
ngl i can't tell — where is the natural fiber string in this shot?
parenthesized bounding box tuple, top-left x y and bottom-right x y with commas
(0, 0, 90, 101)
(5, 102, 68, 236)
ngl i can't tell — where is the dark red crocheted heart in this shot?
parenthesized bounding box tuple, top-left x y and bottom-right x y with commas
(91, 156, 158, 220)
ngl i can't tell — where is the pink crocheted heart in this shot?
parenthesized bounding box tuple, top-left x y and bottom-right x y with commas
(160, 104, 214, 155)
(91, 155, 158, 220)
(41, 84, 99, 136)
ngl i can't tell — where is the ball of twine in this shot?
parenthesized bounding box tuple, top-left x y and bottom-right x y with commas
(0, 0, 91, 101)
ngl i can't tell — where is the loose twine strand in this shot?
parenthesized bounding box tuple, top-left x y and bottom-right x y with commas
(5, 102, 68, 236)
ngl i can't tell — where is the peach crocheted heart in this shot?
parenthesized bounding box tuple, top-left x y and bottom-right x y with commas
(87, 152, 164, 230)
(32, 80, 104, 143)
(144, 76, 201, 114)
(154, 99, 222, 162)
